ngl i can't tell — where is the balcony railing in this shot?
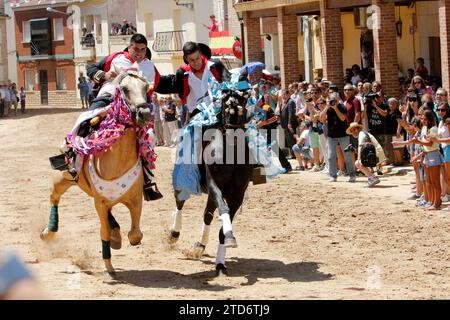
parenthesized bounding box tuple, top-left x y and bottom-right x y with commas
(81, 35, 96, 48)
(152, 30, 185, 54)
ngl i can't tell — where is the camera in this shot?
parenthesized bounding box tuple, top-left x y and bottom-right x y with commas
(306, 97, 313, 103)
(363, 93, 379, 104)
(343, 144, 355, 153)
(329, 99, 336, 106)
(406, 94, 418, 102)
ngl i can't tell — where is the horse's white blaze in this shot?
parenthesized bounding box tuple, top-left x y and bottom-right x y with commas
(220, 213, 232, 235)
(200, 223, 210, 246)
(172, 209, 183, 232)
(216, 244, 226, 265)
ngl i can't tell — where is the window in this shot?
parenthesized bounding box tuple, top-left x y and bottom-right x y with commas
(144, 12, 153, 38)
(53, 18, 64, 41)
(56, 69, 67, 90)
(24, 70, 35, 91)
(94, 15, 102, 43)
(23, 21, 31, 43)
(30, 18, 51, 55)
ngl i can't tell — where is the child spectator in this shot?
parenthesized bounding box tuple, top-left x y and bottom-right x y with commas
(292, 121, 313, 171)
(347, 122, 385, 187)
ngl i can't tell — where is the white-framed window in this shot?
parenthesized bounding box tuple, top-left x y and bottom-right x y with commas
(144, 12, 153, 39)
(23, 21, 31, 43)
(56, 69, 67, 90)
(53, 18, 64, 41)
(24, 70, 35, 91)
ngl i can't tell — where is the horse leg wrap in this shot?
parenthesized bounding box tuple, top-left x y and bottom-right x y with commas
(108, 211, 120, 230)
(102, 240, 111, 260)
(216, 244, 226, 266)
(48, 205, 59, 232)
(171, 209, 182, 233)
(200, 223, 211, 246)
(219, 213, 232, 235)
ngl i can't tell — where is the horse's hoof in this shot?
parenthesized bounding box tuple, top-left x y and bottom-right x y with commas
(192, 242, 206, 259)
(128, 230, 143, 246)
(167, 229, 180, 244)
(215, 263, 228, 277)
(40, 228, 56, 241)
(224, 232, 237, 248)
(110, 228, 122, 250)
(104, 259, 116, 277)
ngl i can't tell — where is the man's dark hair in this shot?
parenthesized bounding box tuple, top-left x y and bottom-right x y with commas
(417, 57, 425, 63)
(183, 41, 200, 56)
(130, 33, 148, 46)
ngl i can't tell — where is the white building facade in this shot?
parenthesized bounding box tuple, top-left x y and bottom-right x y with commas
(134, 0, 213, 75)
(72, 0, 110, 95)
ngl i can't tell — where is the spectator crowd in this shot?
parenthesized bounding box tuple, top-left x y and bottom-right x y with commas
(250, 57, 450, 211)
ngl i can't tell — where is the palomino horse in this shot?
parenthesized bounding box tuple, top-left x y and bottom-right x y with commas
(41, 67, 153, 275)
(169, 83, 254, 276)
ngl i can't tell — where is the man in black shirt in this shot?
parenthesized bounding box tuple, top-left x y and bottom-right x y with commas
(366, 93, 389, 163)
(279, 89, 298, 156)
(320, 93, 356, 182)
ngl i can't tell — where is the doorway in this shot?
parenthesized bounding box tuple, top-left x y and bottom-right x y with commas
(39, 70, 48, 105)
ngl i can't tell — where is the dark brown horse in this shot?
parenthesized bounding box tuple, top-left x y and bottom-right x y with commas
(169, 84, 254, 276)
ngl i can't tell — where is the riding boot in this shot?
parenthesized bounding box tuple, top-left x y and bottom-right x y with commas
(143, 167, 163, 201)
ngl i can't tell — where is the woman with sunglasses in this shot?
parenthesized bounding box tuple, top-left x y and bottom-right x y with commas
(412, 75, 433, 96)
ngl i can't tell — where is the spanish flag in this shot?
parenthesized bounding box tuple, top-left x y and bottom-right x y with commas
(209, 31, 235, 55)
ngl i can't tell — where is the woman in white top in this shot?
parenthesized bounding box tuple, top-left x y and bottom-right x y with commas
(430, 104, 450, 205)
(412, 109, 443, 210)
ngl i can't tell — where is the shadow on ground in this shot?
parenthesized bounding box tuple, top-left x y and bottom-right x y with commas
(110, 257, 333, 291)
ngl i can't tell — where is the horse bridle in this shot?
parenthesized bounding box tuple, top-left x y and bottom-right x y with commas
(221, 91, 249, 130)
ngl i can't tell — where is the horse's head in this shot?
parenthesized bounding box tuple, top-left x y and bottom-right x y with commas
(114, 63, 154, 127)
(220, 88, 251, 130)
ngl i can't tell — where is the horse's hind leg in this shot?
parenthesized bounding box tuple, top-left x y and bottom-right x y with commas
(168, 190, 185, 244)
(40, 172, 74, 241)
(192, 194, 216, 258)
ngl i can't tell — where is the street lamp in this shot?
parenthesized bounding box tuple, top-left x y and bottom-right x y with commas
(236, 10, 245, 65)
(46, 7, 74, 16)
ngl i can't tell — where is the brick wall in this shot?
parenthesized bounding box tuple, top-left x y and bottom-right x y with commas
(372, 0, 399, 98)
(14, 6, 76, 92)
(262, 17, 277, 35)
(0, 18, 7, 83)
(24, 90, 77, 107)
(243, 12, 264, 83)
(319, 0, 343, 88)
(277, 7, 299, 88)
(439, 0, 450, 91)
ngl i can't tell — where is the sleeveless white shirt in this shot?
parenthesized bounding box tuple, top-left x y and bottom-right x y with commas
(186, 61, 215, 112)
(98, 54, 156, 97)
